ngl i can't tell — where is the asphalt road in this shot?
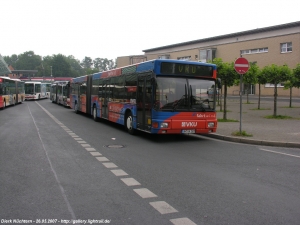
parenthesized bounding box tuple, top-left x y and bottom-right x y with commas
(1, 100, 300, 225)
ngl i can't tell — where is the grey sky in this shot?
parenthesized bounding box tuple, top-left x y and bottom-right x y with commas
(1, 0, 299, 61)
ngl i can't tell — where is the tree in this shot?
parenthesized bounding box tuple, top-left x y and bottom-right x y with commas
(212, 58, 239, 120)
(81, 57, 93, 69)
(284, 63, 300, 107)
(51, 54, 72, 77)
(15, 51, 42, 71)
(261, 64, 291, 116)
(93, 58, 116, 71)
(256, 68, 268, 109)
(66, 55, 84, 77)
(243, 63, 259, 103)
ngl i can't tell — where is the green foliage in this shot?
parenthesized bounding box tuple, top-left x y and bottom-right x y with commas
(231, 130, 253, 137)
(3, 51, 116, 78)
(293, 63, 300, 88)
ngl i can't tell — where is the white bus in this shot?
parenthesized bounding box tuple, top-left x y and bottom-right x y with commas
(25, 81, 47, 100)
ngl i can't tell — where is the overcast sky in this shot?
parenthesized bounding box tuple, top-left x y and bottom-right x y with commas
(1, 0, 299, 61)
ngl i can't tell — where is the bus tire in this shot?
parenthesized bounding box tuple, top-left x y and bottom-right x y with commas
(125, 112, 135, 135)
(74, 102, 79, 114)
(93, 106, 99, 121)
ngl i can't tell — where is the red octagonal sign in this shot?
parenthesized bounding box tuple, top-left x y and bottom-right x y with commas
(234, 57, 249, 74)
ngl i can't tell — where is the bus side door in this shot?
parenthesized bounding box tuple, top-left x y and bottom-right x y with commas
(137, 75, 152, 131)
(102, 79, 110, 119)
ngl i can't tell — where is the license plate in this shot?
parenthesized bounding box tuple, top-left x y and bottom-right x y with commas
(182, 129, 195, 134)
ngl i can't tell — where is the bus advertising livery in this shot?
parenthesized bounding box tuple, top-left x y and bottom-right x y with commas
(0, 76, 25, 109)
(70, 59, 220, 135)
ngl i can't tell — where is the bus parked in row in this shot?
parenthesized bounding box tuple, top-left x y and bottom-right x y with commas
(50, 81, 70, 107)
(0, 76, 25, 109)
(45, 83, 51, 99)
(24, 81, 47, 100)
(70, 59, 220, 135)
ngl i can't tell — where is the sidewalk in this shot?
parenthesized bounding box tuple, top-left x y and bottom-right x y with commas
(203, 96, 300, 148)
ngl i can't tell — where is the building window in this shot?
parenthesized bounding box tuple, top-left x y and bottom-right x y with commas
(177, 56, 191, 61)
(199, 49, 216, 63)
(158, 55, 170, 59)
(281, 42, 292, 53)
(265, 83, 285, 88)
(241, 48, 268, 55)
(130, 56, 147, 64)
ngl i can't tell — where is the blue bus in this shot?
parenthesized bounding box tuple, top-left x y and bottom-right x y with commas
(70, 59, 219, 135)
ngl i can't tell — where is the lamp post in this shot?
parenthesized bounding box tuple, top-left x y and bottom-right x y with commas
(50, 66, 53, 82)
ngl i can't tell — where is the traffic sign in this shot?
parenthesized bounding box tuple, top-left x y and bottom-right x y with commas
(234, 57, 249, 74)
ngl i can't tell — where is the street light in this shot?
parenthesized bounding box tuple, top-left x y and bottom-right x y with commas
(50, 66, 53, 82)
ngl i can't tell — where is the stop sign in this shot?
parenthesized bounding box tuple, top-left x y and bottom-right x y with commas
(234, 57, 249, 74)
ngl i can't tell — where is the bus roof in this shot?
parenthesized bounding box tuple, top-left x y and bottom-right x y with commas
(72, 59, 217, 83)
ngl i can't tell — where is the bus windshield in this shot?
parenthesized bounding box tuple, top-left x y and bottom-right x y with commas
(25, 83, 34, 94)
(155, 77, 217, 112)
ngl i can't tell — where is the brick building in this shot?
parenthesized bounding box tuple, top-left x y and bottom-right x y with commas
(117, 21, 300, 97)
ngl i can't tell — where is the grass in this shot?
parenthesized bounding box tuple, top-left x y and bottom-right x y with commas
(280, 106, 300, 108)
(218, 119, 238, 122)
(264, 115, 293, 119)
(249, 108, 271, 110)
(231, 130, 253, 137)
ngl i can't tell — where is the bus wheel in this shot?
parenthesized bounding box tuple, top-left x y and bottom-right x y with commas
(93, 106, 99, 121)
(74, 103, 79, 114)
(125, 112, 135, 135)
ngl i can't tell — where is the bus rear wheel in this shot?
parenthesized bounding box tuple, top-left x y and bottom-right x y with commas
(125, 112, 135, 135)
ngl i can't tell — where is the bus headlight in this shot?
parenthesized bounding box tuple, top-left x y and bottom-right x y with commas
(160, 122, 169, 128)
(208, 122, 215, 128)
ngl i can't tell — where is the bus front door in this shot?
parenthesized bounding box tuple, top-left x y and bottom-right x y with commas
(102, 80, 110, 119)
(137, 75, 152, 131)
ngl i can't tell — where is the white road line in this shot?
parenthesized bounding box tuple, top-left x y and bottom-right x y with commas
(110, 169, 128, 176)
(95, 156, 108, 161)
(74, 138, 83, 141)
(120, 178, 141, 186)
(85, 148, 96, 151)
(170, 218, 197, 225)
(33, 102, 77, 220)
(68, 133, 77, 136)
(149, 201, 178, 214)
(102, 162, 118, 168)
(81, 144, 91, 148)
(259, 148, 300, 158)
(133, 188, 157, 198)
(77, 141, 87, 144)
(90, 152, 102, 156)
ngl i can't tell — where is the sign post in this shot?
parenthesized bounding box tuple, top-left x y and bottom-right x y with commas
(234, 57, 249, 134)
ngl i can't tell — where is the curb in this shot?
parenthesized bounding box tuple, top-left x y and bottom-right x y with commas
(201, 133, 300, 148)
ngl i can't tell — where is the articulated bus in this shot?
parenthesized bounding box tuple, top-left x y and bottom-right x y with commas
(24, 81, 47, 100)
(45, 83, 51, 99)
(50, 81, 70, 107)
(0, 76, 25, 109)
(70, 59, 220, 135)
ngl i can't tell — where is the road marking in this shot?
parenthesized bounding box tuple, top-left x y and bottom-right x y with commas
(133, 188, 157, 198)
(121, 178, 141, 186)
(102, 162, 118, 168)
(95, 156, 109, 161)
(90, 152, 102, 156)
(110, 169, 128, 176)
(170, 218, 197, 225)
(36, 101, 196, 224)
(149, 201, 178, 214)
(77, 141, 87, 144)
(74, 138, 83, 141)
(259, 148, 300, 158)
(81, 144, 91, 148)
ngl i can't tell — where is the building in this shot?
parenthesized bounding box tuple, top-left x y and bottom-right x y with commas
(117, 21, 300, 97)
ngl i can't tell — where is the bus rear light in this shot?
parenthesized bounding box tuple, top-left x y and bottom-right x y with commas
(208, 122, 215, 128)
(152, 122, 159, 128)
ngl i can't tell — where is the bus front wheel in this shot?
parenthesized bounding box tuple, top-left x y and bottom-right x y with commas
(125, 112, 135, 135)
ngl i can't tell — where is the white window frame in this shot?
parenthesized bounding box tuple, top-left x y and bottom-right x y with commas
(280, 42, 292, 53)
(241, 48, 268, 55)
(265, 83, 285, 88)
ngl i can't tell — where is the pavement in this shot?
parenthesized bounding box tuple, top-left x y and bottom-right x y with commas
(203, 96, 300, 148)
